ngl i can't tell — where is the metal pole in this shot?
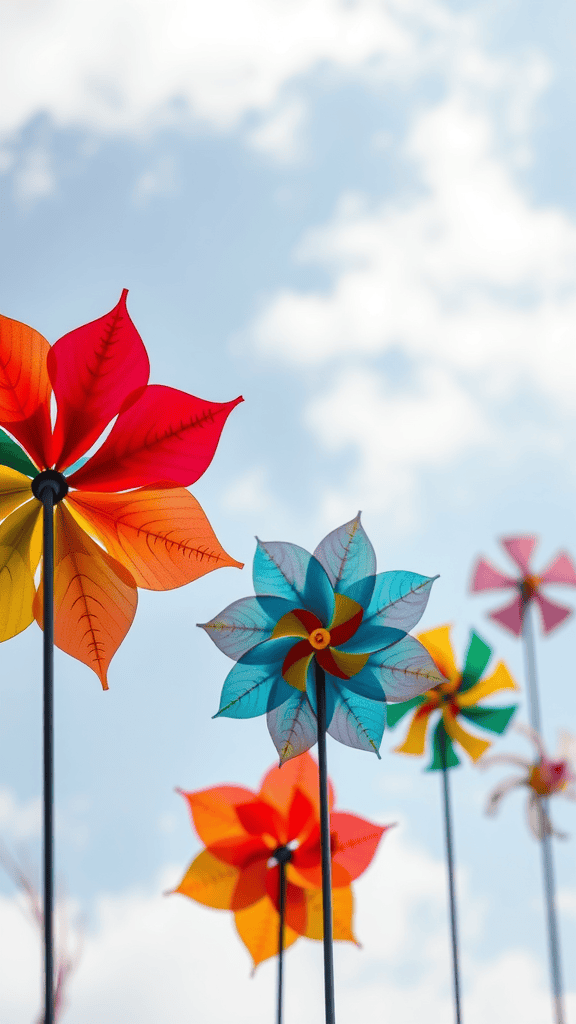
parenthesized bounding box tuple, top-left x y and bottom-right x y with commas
(277, 858, 286, 1024)
(521, 602, 565, 1024)
(315, 662, 336, 1024)
(41, 481, 57, 1024)
(439, 730, 462, 1024)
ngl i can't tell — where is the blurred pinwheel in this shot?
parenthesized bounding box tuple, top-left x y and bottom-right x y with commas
(0, 291, 242, 687)
(483, 725, 576, 839)
(200, 514, 443, 762)
(387, 626, 519, 769)
(471, 536, 576, 636)
(173, 751, 390, 968)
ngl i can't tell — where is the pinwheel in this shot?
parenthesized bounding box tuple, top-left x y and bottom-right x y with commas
(201, 513, 441, 1024)
(0, 292, 242, 1024)
(173, 752, 390, 1024)
(471, 537, 576, 1024)
(387, 625, 518, 1024)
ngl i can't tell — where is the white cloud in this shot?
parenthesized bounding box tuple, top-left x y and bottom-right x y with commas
(15, 146, 56, 203)
(132, 155, 176, 205)
(247, 98, 306, 162)
(222, 466, 277, 514)
(0, 787, 41, 842)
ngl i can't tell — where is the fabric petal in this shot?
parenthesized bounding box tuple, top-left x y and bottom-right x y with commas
(199, 596, 294, 661)
(0, 466, 37, 522)
(416, 625, 457, 681)
(326, 683, 385, 756)
(253, 540, 334, 625)
(67, 386, 243, 491)
(386, 695, 427, 728)
(393, 705, 434, 757)
(485, 775, 526, 816)
(0, 430, 38, 477)
(488, 596, 523, 636)
(362, 571, 438, 633)
(459, 631, 491, 691)
(540, 552, 576, 586)
(428, 720, 460, 770)
(371, 634, 445, 701)
(0, 500, 41, 641)
(313, 513, 376, 606)
(470, 557, 515, 593)
(178, 785, 257, 847)
(459, 705, 517, 735)
(0, 314, 52, 469)
(234, 895, 299, 968)
(501, 536, 536, 574)
(267, 689, 317, 764)
(304, 886, 357, 943)
(68, 487, 242, 591)
(534, 593, 572, 634)
(34, 502, 138, 689)
(259, 750, 334, 819)
(457, 661, 518, 707)
(214, 638, 296, 719)
(173, 849, 241, 909)
(338, 622, 406, 655)
(330, 812, 387, 883)
(49, 290, 150, 471)
(443, 709, 491, 762)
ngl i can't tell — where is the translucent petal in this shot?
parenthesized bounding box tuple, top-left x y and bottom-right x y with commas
(234, 895, 299, 968)
(313, 513, 376, 603)
(458, 662, 518, 707)
(540, 552, 576, 586)
(267, 689, 317, 764)
(331, 663, 386, 702)
(535, 593, 572, 634)
(428, 720, 460, 771)
(199, 596, 293, 660)
(0, 430, 38, 477)
(338, 622, 405, 655)
(363, 571, 437, 632)
(0, 466, 37, 524)
(501, 535, 536, 573)
(460, 630, 491, 691)
(416, 625, 457, 680)
(393, 705, 434, 757)
(385, 695, 426, 728)
(0, 313, 52, 468)
(253, 539, 334, 625)
(489, 596, 523, 636)
(459, 704, 517, 735)
(304, 886, 357, 943)
(178, 785, 257, 846)
(470, 557, 515, 593)
(215, 638, 295, 719)
(326, 684, 385, 755)
(173, 849, 240, 909)
(370, 634, 444, 702)
(0, 500, 41, 641)
(330, 812, 387, 882)
(259, 750, 334, 818)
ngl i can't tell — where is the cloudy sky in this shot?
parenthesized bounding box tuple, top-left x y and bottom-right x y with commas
(1, 0, 576, 1020)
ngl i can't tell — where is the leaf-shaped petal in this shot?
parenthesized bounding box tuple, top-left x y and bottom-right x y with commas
(330, 812, 388, 883)
(259, 750, 334, 818)
(0, 430, 38, 477)
(178, 785, 257, 847)
(200, 596, 294, 660)
(68, 487, 242, 591)
(34, 502, 138, 689)
(331, 663, 386, 702)
(0, 466, 37, 522)
(0, 314, 52, 468)
(66, 385, 243, 491)
(363, 571, 438, 633)
(370, 635, 444, 701)
(253, 540, 334, 625)
(338, 622, 406, 655)
(326, 684, 385, 756)
(313, 514, 376, 605)
(49, 290, 150, 471)
(174, 849, 240, 909)
(0, 500, 41, 641)
(214, 638, 295, 719)
(304, 885, 357, 943)
(267, 689, 318, 764)
(234, 895, 299, 968)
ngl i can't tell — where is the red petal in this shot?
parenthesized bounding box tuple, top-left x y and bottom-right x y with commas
(231, 859, 269, 910)
(470, 557, 515, 593)
(259, 751, 335, 819)
(235, 800, 283, 843)
(330, 812, 388, 883)
(0, 314, 52, 468)
(282, 638, 313, 676)
(540, 552, 576, 587)
(265, 867, 307, 934)
(501, 535, 536, 574)
(489, 596, 523, 636)
(67, 386, 243, 491)
(316, 647, 350, 679)
(287, 788, 316, 844)
(535, 593, 572, 634)
(50, 290, 150, 471)
(207, 836, 269, 869)
(178, 785, 257, 847)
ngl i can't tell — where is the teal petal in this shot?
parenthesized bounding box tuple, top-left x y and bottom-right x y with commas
(214, 637, 295, 719)
(370, 635, 443, 701)
(338, 622, 405, 654)
(199, 595, 294, 660)
(313, 513, 376, 605)
(267, 690, 317, 764)
(329, 663, 386, 702)
(63, 455, 89, 476)
(460, 704, 517, 735)
(0, 429, 37, 476)
(386, 695, 427, 728)
(428, 720, 460, 771)
(364, 571, 438, 632)
(460, 631, 492, 692)
(253, 539, 335, 625)
(327, 683, 385, 756)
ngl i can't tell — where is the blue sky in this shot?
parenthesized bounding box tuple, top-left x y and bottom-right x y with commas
(1, 0, 576, 1020)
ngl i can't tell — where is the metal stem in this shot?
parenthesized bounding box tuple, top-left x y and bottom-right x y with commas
(315, 662, 336, 1024)
(521, 602, 565, 1024)
(41, 482, 57, 1024)
(440, 731, 462, 1024)
(277, 859, 286, 1024)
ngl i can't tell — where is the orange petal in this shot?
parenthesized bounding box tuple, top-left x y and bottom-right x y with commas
(67, 487, 242, 591)
(179, 786, 257, 846)
(234, 895, 299, 968)
(259, 751, 335, 820)
(173, 849, 240, 909)
(0, 314, 52, 468)
(303, 885, 357, 943)
(34, 502, 137, 689)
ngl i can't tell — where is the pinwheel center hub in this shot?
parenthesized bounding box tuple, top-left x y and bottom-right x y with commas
(308, 627, 331, 650)
(273, 845, 293, 865)
(31, 470, 68, 504)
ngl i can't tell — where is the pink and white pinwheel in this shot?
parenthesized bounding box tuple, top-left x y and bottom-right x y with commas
(470, 536, 576, 637)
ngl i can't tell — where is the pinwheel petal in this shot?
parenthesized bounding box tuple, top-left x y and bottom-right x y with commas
(459, 705, 517, 735)
(265, 869, 307, 933)
(34, 503, 138, 689)
(338, 622, 405, 655)
(199, 596, 294, 660)
(0, 466, 37, 522)
(259, 750, 334, 818)
(215, 638, 295, 719)
(540, 552, 576, 586)
(488, 596, 523, 636)
(68, 487, 242, 591)
(231, 859, 269, 910)
(485, 774, 526, 816)
(286, 788, 316, 844)
(174, 849, 240, 909)
(326, 684, 385, 756)
(535, 593, 572, 634)
(429, 721, 460, 770)
(330, 662, 385, 702)
(49, 290, 150, 471)
(457, 661, 518, 707)
(66, 385, 243, 491)
(235, 800, 283, 843)
(502, 536, 536, 574)
(371, 634, 444, 701)
(470, 556, 516, 592)
(267, 689, 317, 764)
(416, 625, 457, 681)
(385, 695, 426, 728)
(313, 513, 376, 607)
(459, 631, 491, 691)
(0, 314, 52, 468)
(362, 571, 437, 632)
(443, 709, 491, 762)
(253, 540, 334, 625)
(330, 812, 388, 883)
(234, 896, 299, 968)
(0, 499, 41, 641)
(178, 786, 258, 846)
(0, 430, 38, 478)
(304, 885, 357, 943)
(208, 836, 269, 871)
(393, 704, 434, 757)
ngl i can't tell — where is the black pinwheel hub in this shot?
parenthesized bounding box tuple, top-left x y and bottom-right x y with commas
(31, 469, 68, 504)
(273, 845, 293, 866)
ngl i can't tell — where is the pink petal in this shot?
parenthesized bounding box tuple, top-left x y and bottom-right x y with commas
(470, 557, 515, 593)
(539, 552, 576, 587)
(488, 595, 523, 636)
(501, 536, 536, 574)
(534, 593, 572, 635)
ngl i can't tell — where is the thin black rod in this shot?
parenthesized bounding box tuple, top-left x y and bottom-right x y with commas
(521, 602, 565, 1024)
(276, 859, 286, 1024)
(439, 731, 462, 1024)
(41, 482, 57, 1024)
(315, 662, 336, 1024)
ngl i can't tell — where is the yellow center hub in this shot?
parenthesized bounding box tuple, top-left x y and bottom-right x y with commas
(308, 627, 331, 650)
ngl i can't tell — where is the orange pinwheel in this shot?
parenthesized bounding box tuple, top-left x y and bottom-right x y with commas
(173, 752, 390, 968)
(0, 291, 242, 687)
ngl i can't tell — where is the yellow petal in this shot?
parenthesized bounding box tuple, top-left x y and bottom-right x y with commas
(234, 896, 299, 968)
(329, 593, 363, 631)
(0, 466, 34, 524)
(394, 705, 434, 756)
(303, 885, 358, 943)
(457, 662, 519, 708)
(271, 611, 310, 640)
(284, 650, 314, 692)
(329, 647, 370, 678)
(173, 849, 240, 909)
(416, 625, 457, 681)
(443, 709, 491, 762)
(0, 500, 41, 641)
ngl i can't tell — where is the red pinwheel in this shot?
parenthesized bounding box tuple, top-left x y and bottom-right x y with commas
(470, 536, 576, 636)
(0, 291, 243, 687)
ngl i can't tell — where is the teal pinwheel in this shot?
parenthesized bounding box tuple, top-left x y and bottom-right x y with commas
(200, 514, 443, 762)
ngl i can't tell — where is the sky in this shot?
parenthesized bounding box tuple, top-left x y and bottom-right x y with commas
(1, 0, 576, 1020)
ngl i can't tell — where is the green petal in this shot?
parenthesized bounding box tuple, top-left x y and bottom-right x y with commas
(460, 630, 491, 692)
(385, 695, 426, 728)
(0, 429, 38, 477)
(460, 704, 517, 735)
(428, 720, 460, 771)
